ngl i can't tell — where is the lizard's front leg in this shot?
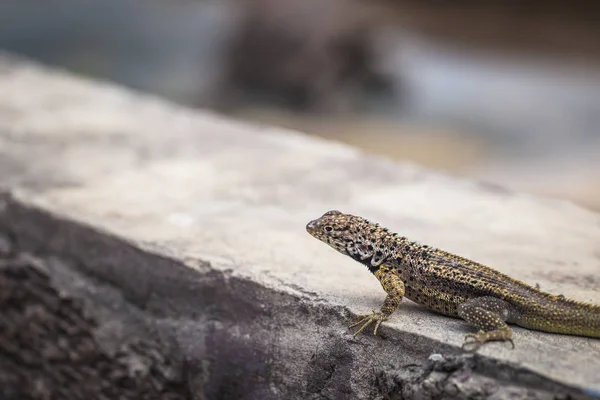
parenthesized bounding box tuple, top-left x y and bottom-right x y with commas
(457, 296, 514, 351)
(350, 266, 405, 337)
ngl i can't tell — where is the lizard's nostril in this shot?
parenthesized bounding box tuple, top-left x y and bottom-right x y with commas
(306, 220, 317, 232)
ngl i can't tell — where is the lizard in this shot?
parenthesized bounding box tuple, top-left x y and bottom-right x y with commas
(306, 210, 600, 350)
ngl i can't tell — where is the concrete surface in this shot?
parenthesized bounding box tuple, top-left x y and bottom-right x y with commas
(1, 54, 599, 398)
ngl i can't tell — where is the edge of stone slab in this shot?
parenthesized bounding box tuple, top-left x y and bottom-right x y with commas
(1, 189, 598, 400)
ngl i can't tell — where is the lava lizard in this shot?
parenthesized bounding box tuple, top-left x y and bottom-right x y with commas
(306, 210, 600, 350)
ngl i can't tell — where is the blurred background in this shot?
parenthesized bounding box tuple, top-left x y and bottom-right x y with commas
(1, 0, 599, 210)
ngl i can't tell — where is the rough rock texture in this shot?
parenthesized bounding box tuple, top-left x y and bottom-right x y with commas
(0, 54, 599, 399)
(0, 252, 188, 400)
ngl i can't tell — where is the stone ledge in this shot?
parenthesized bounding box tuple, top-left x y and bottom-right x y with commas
(0, 193, 595, 400)
(1, 54, 599, 398)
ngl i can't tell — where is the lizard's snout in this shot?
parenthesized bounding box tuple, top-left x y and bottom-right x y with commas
(306, 219, 317, 234)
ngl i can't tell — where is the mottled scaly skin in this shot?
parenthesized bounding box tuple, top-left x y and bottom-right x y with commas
(306, 210, 600, 350)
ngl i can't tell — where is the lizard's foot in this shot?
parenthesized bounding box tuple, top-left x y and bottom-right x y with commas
(462, 330, 515, 352)
(349, 309, 388, 337)
(457, 297, 514, 352)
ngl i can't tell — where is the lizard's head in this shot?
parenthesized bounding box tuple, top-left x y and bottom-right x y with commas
(306, 210, 391, 268)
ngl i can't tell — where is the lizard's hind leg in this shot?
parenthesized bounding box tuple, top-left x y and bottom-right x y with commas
(457, 296, 514, 351)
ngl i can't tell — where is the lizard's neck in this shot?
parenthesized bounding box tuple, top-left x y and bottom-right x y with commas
(358, 255, 381, 274)
(348, 233, 407, 274)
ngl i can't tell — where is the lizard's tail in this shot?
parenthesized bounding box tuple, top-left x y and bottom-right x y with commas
(515, 294, 600, 338)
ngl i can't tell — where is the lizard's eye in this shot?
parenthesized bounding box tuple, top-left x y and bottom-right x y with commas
(324, 226, 333, 232)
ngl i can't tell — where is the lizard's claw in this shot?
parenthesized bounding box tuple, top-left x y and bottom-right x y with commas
(462, 331, 515, 352)
(349, 309, 388, 337)
(462, 331, 485, 352)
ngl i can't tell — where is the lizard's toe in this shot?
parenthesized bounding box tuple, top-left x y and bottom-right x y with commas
(348, 312, 374, 329)
(462, 331, 485, 352)
(462, 330, 514, 352)
(506, 338, 515, 349)
(349, 310, 387, 337)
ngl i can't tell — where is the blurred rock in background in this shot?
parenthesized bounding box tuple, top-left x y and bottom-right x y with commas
(213, 0, 395, 113)
(1, 0, 599, 210)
